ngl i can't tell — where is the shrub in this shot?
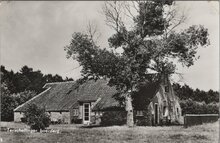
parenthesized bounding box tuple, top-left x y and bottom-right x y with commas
(24, 104, 50, 132)
(21, 117, 27, 123)
(135, 109, 152, 126)
(71, 118, 82, 124)
(180, 99, 219, 115)
(101, 111, 126, 126)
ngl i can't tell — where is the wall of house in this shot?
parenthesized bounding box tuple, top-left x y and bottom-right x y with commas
(49, 111, 70, 124)
(91, 111, 103, 124)
(14, 112, 24, 122)
(147, 83, 183, 125)
(72, 102, 97, 124)
(147, 90, 163, 125)
(14, 111, 71, 124)
(70, 107, 82, 124)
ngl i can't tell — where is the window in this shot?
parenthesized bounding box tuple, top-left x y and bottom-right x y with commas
(136, 110, 144, 116)
(165, 86, 169, 92)
(73, 109, 79, 116)
(163, 106, 168, 117)
(177, 108, 179, 117)
(84, 104, 90, 121)
(163, 106, 166, 116)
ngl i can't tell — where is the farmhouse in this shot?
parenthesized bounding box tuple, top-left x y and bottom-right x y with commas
(14, 76, 182, 126)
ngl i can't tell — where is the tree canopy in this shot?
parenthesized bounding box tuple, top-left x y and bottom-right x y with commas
(65, 1, 209, 93)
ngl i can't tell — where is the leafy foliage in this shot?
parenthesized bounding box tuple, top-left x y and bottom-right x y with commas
(1, 83, 18, 121)
(135, 109, 152, 126)
(1, 65, 73, 94)
(12, 90, 37, 105)
(100, 111, 126, 126)
(173, 83, 219, 104)
(180, 99, 219, 115)
(173, 83, 219, 115)
(24, 104, 50, 131)
(134, 0, 172, 37)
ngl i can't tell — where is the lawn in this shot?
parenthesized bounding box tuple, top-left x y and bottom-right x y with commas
(0, 121, 219, 143)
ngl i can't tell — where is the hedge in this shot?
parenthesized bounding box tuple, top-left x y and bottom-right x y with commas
(180, 99, 219, 115)
(100, 111, 126, 126)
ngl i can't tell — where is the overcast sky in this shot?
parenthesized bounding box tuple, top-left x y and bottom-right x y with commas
(0, 1, 219, 91)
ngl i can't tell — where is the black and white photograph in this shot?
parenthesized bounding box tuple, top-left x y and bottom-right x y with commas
(0, 1, 219, 143)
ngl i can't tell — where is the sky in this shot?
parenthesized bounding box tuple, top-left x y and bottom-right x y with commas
(0, 1, 219, 91)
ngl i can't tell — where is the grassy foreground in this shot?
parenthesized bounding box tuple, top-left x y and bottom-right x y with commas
(0, 121, 219, 143)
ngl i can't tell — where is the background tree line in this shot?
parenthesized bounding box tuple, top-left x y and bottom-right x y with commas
(173, 83, 219, 115)
(1, 65, 73, 121)
(1, 65, 73, 94)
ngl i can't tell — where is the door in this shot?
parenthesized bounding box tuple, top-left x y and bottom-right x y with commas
(83, 103, 90, 124)
(154, 103, 158, 125)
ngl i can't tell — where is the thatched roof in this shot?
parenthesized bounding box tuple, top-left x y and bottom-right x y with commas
(132, 82, 160, 110)
(14, 79, 176, 112)
(14, 79, 120, 112)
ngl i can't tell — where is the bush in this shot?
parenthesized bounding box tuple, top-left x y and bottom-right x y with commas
(24, 104, 50, 132)
(101, 111, 126, 126)
(71, 118, 82, 124)
(180, 99, 219, 115)
(135, 109, 152, 126)
(21, 117, 27, 123)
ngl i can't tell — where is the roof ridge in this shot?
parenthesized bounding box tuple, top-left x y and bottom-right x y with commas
(43, 81, 75, 88)
(46, 81, 75, 84)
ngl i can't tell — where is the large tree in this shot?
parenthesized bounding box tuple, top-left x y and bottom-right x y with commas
(64, 1, 209, 126)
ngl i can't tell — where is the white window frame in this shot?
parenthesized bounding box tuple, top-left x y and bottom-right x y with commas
(83, 103, 90, 124)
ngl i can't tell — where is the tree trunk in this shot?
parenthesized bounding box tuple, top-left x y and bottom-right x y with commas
(125, 93, 134, 127)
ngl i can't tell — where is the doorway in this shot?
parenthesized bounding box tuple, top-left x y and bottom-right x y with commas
(154, 103, 158, 125)
(83, 103, 90, 124)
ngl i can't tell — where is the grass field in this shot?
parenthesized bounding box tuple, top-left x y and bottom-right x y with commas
(0, 121, 219, 143)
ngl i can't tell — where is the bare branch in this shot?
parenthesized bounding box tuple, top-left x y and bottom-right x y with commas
(123, 1, 136, 20)
(163, 3, 187, 36)
(86, 21, 101, 46)
(131, 1, 140, 13)
(102, 1, 125, 32)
